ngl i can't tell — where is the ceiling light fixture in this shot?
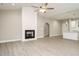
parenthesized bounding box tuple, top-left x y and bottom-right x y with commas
(32, 3, 54, 13)
(39, 9, 46, 13)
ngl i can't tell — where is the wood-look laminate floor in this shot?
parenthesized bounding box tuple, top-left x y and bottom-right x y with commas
(0, 36, 79, 56)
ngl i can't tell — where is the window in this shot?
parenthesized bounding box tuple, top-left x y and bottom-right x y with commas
(71, 20, 76, 28)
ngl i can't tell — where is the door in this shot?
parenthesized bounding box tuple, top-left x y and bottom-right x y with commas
(44, 23, 49, 37)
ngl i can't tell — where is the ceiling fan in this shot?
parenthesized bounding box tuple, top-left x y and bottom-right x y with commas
(32, 3, 54, 13)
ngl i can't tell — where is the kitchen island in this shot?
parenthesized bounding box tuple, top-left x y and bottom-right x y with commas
(63, 31, 79, 40)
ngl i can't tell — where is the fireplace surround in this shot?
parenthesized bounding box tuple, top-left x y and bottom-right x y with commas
(25, 30, 35, 39)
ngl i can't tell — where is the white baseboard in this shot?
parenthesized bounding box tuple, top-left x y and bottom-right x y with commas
(0, 39, 21, 43)
(37, 36, 44, 39)
(37, 34, 62, 39)
(22, 38, 37, 42)
(50, 34, 62, 37)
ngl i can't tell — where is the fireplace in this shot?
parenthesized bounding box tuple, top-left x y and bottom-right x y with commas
(25, 30, 35, 39)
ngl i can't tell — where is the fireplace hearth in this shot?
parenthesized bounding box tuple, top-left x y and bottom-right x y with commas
(25, 30, 35, 39)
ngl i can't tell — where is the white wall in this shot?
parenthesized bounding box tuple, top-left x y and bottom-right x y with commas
(0, 10, 22, 41)
(37, 15, 62, 38)
(50, 20, 62, 36)
(22, 7, 37, 40)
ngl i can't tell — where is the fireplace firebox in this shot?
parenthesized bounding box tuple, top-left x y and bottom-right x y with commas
(25, 30, 35, 39)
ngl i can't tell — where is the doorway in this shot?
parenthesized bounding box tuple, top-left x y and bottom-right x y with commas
(44, 23, 50, 37)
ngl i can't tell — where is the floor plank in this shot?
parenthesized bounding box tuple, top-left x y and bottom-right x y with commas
(0, 36, 79, 56)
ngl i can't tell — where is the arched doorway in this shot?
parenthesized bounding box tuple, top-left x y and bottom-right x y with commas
(44, 23, 50, 37)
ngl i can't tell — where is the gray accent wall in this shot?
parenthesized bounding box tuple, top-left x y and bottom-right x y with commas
(0, 10, 22, 41)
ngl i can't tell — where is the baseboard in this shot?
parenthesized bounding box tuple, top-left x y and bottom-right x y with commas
(22, 38, 37, 42)
(50, 34, 62, 37)
(0, 39, 21, 43)
(37, 36, 44, 39)
(37, 34, 62, 39)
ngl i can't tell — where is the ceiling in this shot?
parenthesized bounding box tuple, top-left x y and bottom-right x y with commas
(0, 3, 79, 20)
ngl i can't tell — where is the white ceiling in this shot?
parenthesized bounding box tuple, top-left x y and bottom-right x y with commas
(0, 3, 79, 20)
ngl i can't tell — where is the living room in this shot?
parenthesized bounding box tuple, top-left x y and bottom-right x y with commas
(0, 3, 79, 56)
